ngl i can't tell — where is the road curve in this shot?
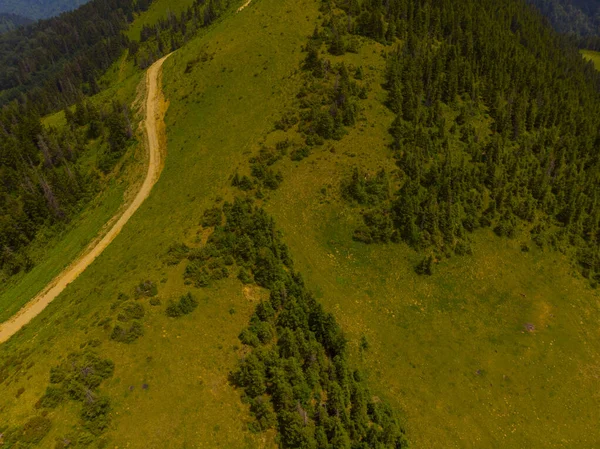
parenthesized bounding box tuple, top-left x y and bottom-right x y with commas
(0, 54, 172, 344)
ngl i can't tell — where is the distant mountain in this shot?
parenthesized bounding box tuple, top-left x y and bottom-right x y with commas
(0, 0, 91, 20)
(0, 12, 32, 33)
(529, 0, 600, 36)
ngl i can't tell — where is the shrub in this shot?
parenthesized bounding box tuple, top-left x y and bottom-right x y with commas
(166, 293, 198, 318)
(110, 321, 144, 343)
(165, 243, 190, 265)
(37, 386, 65, 408)
(415, 255, 434, 276)
(122, 302, 145, 321)
(136, 280, 158, 297)
(290, 146, 310, 161)
(80, 396, 111, 435)
(201, 207, 222, 227)
(232, 173, 254, 191)
(238, 268, 253, 284)
(20, 416, 52, 443)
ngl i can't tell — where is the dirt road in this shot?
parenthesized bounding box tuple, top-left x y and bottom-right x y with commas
(0, 54, 171, 344)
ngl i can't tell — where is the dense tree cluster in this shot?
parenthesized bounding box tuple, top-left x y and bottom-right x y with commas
(298, 42, 366, 145)
(0, 0, 152, 114)
(315, 0, 600, 281)
(0, 99, 134, 280)
(171, 199, 408, 448)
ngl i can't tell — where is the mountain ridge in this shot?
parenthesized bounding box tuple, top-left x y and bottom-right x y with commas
(0, 0, 91, 20)
(529, 0, 600, 36)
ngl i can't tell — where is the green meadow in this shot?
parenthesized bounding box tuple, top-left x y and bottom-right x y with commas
(581, 49, 600, 70)
(1, 0, 600, 448)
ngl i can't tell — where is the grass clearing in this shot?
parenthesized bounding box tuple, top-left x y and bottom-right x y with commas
(260, 37, 600, 448)
(581, 49, 600, 70)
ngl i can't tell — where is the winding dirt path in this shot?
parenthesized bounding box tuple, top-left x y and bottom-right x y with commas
(0, 54, 172, 344)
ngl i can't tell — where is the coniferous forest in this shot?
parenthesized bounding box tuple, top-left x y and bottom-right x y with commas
(286, 0, 600, 283)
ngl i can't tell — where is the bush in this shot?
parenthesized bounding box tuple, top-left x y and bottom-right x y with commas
(165, 243, 190, 265)
(110, 321, 144, 343)
(415, 255, 434, 276)
(166, 293, 198, 318)
(232, 173, 254, 191)
(136, 280, 158, 297)
(290, 146, 310, 161)
(38, 386, 65, 409)
(20, 416, 52, 443)
(80, 396, 111, 435)
(118, 302, 145, 321)
(238, 268, 253, 284)
(201, 207, 222, 227)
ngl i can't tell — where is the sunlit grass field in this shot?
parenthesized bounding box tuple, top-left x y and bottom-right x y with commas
(581, 49, 600, 70)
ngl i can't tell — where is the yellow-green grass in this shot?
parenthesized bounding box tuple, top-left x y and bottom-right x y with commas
(267, 162, 600, 448)
(581, 49, 600, 70)
(0, 0, 317, 447)
(126, 0, 196, 41)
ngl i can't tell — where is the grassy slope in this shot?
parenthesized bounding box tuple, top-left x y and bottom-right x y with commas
(0, 0, 316, 447)
(1, 1, 599, 448)
(581, 49, 600, 70)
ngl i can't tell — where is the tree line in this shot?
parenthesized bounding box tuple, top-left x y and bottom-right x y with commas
(131, 0, 231, 70)
(168, 198, 409, 448)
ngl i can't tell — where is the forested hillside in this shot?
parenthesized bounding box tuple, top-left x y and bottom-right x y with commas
(0, 0, 91, 20)
(0, 13, 32, 33)
(271, 0, 600, 285)
(0, 0, 152, 114)
(0, 99, 135, 282)
(0, 0, 153, 285)
(0, 0, 231, 285)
